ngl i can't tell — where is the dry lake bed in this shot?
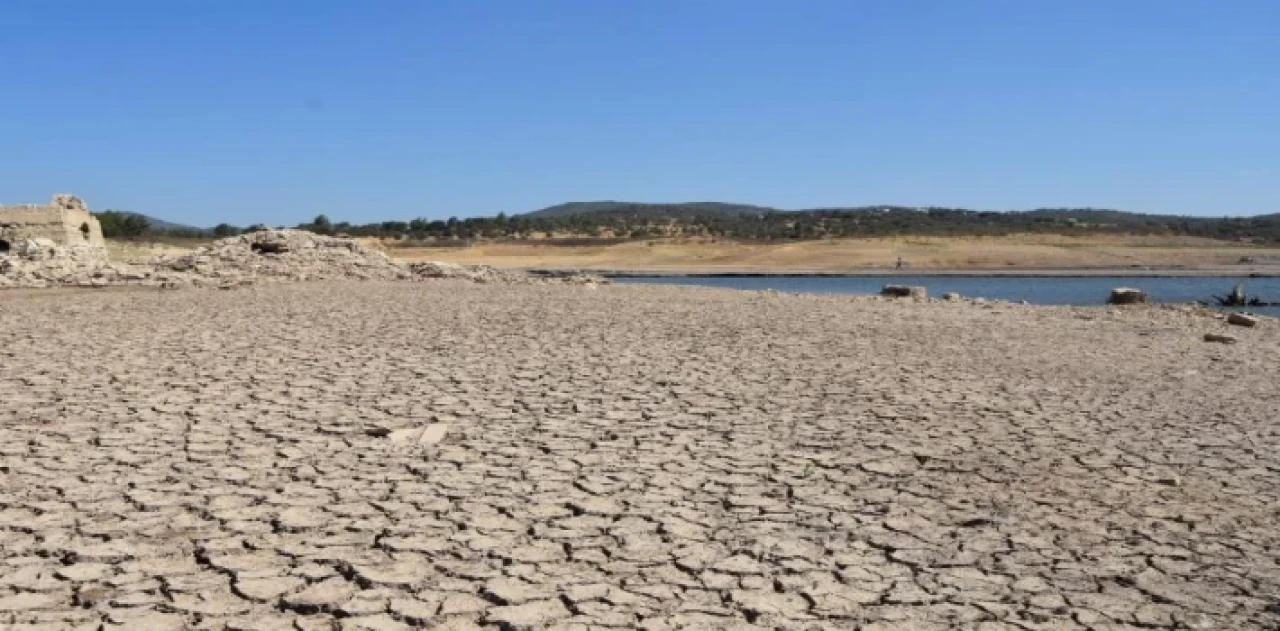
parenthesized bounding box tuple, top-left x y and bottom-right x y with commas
(0, 282, 1277, 630)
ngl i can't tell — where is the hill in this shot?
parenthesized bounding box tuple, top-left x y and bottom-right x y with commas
(529, 201, 1279, 224)
(131, 202, 1280, 244)
(118, 211, 206, 233)
(93, 210, 210, 239)
(505, 202, 1280, 243)
(525, 201, 779, 219)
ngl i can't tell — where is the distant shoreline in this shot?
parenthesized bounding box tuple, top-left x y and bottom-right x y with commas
(389, 234, 1280, 277)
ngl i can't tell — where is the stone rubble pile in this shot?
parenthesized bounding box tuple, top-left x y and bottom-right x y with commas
(0, 230, 608, 289)
(408, 261, 604, 285)
(0, 238, 157, 289)
(149, 230, 413, 284)
(408, 261, 537, 283)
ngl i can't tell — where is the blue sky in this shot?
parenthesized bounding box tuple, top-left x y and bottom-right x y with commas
(2, 0, 1276, 225)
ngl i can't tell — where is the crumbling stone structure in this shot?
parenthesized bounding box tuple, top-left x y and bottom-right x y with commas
(0, 194, 105, 254)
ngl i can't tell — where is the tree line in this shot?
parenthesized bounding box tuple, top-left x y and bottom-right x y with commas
(286, 206, 1280, 243)
(96, 205, 1280, 243)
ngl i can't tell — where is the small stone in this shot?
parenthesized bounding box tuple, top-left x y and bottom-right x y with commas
(882, 285, 928, 299)
(1227, 313, 1258, 327)
(1109, 288, 1146, 304)
(419, 423, 449, 445)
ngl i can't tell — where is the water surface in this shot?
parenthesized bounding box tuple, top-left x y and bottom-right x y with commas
(615, 275, 1280, 316)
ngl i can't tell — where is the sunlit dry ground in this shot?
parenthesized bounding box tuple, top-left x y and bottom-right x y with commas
(1, 282, 1278, 629)
(391, 234, 1280, 274)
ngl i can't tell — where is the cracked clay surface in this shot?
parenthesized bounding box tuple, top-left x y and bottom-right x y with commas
(0, 282, 1277, 629)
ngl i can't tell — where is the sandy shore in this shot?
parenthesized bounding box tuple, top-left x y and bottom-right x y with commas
(390, 235, 1280, 277)
(1, 282, 1277, 629)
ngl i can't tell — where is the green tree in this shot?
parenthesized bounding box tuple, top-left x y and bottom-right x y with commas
(305, 214, 334, 235)
(94, 211, 151, 238)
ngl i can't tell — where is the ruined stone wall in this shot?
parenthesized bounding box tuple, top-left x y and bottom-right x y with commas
(0, 194, 105, 251)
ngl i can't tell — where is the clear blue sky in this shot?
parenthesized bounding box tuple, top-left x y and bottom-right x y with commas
(2, 1, 1277, 225)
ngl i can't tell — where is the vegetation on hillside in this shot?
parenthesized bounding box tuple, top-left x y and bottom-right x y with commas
(308, 205, 1280, 244)
(94, 211, 152, 238)
(95, 210, 210, 239)
(526, 201, 775, 219)
(98, 203, 1280, 244)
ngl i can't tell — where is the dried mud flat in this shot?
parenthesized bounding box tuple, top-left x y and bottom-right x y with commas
(1, 282, 1278, 631)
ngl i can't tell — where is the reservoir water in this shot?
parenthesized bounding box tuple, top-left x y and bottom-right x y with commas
(615, 275, 1280, 316)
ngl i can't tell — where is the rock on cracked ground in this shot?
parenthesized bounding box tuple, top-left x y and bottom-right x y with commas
(1, 282, 1278, 630)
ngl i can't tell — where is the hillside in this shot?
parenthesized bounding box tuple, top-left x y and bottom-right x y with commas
(509, 203, 1280, 243)
(529, 201, 1279, 225)
(114, 211, 205, 232)
(94, 210, 210, 238)
(525, 201, 779, 219)
(104, 202, 1280, 245)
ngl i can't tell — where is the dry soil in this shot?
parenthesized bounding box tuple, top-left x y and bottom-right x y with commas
(391, 235, 1280, 275)
(0, 282, 1277, 630)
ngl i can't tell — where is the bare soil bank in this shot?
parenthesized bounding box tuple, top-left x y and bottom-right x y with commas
(1, 281, 1276, 628)
(391, 234, 1280, 276)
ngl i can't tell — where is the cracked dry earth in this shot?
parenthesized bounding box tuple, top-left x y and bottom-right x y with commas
(1, 282, 1278, 631)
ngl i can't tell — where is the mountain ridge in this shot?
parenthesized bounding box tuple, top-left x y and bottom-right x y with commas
(525, 201, 780, 219)
(105, 210, 208, 233)
(525, 201, 1279, 221)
